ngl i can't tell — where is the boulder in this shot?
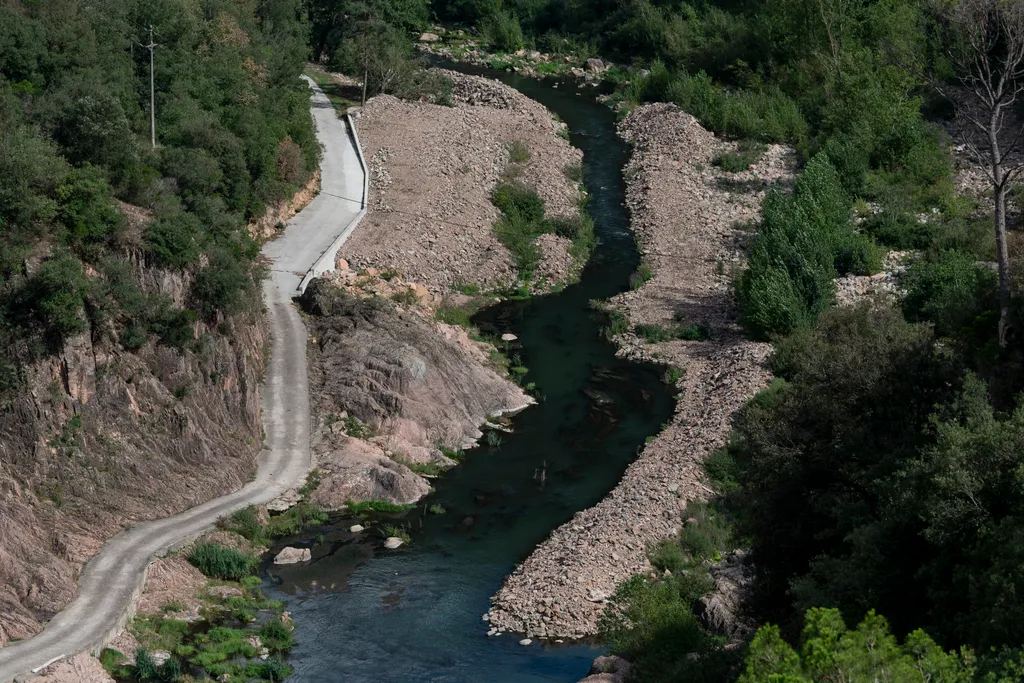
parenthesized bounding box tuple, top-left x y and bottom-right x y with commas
(310, 436, 430, 509)
(273, 546, 312, 565)
(585, 58, 605, 72)
(590, 655, 631, 678)
(350, 524, 365, 533)
(419, 32, 440, 42)
(501, 333, 518, 342)
(384, 537, 404, 549)
(519, 638, 532, 646)
(696, 557, 754, 637)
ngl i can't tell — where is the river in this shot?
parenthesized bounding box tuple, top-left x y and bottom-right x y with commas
(265, 64, 675, 683)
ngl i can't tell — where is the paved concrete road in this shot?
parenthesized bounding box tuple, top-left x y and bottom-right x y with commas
(0, 78, 364, 682)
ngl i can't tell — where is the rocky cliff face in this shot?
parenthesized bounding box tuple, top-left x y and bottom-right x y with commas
(0, 251, 266, 646)
(299, 278, 531, 508)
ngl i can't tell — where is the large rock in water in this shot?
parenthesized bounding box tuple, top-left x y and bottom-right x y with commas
(273, 547, 312, 565)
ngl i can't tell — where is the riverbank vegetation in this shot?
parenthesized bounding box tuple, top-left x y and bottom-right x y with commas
(413, 0, 1024, 680)
(105, 546, 297, 682)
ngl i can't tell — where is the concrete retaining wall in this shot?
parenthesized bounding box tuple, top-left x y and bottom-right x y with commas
(297, 112, 369, 294)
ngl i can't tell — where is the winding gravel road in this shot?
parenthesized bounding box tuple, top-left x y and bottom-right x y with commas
(0, 77, 365, 682)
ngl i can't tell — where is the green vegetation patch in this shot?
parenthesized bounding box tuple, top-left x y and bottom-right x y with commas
(713, 140, 768, 173)
(186, 543, 255, 582)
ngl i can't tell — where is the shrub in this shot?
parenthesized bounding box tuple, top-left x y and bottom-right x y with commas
(186, 543, 255, 581)
(506, 140, 530, 163)
(494, 214, 543, 273)
(481, 10, 524, 52)
(145, 209, 201, 270)
(564, 162, 584, 183)
(29, 252, 89, 339)
(436, 305, 472, 327)
(901, 250, 998, 340)
(713, 140, 768, 173)
(629, 263, 653, 290)
(492, 183, 545, 223)
(738, 154, 853, 338)
(193, 248, 252, 318)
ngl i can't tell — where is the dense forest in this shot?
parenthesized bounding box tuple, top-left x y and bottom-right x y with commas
(0, 0, 318, 374)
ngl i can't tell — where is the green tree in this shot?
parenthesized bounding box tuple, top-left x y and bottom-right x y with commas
(739, 608, 973, 682)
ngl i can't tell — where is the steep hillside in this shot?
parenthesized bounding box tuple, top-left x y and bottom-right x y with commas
(0, 0, 317, 644)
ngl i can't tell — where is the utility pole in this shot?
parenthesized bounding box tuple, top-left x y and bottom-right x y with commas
(144, 25, 157, 150)
(362, 67, 368, 106)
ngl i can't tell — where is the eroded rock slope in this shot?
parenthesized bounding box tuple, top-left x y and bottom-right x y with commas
(299, 278, 531, 508)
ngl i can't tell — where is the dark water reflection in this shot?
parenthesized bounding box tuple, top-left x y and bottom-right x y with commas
(265, 66, 675, 683)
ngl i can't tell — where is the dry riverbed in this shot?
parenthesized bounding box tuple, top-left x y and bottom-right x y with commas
(342, 69, 586, 293)
(485, 103, 793, 639)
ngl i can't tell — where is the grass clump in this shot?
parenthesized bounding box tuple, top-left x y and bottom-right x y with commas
(429, 503, 447, 515)
(186, 543, 255, 581)
(390, 287, 419, 305)
(346, 499, 413, 514)
(439, 445, 464, 461)
(629, 263, 654, 290)
(713, 140, 768, 173)
(265, 503, 329, 539)
(564, 162, 584, 183)
(381, 523, 412, 544)
(603, 309, 630, 339)
(341, 415, 378, 439)
(506, 139, 531, 163)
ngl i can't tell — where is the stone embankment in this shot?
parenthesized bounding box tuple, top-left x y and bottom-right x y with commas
(485, 103, 792, 639)
(342, 69, 584, 293)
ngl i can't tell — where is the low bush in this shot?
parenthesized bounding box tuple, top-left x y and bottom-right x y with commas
(492, 183, 546, 223)
(713, 140, 768, 173)
(629, 263, 653, 290)
(481, 10, 524, 52)
(506, 140, 531, 163)
(900, 250, 998, 340)
(186, 543, 255, 581)
(635, 320, 711, 342)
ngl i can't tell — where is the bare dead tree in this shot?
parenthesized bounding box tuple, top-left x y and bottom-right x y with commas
(933, 0, 1024, 346)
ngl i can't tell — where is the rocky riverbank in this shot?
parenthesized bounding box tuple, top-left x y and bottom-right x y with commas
(416, 29, 616, 84)
(484, 103, 792, 639)
(294, 273, 532, 511)
(342, 69, 585, 293)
